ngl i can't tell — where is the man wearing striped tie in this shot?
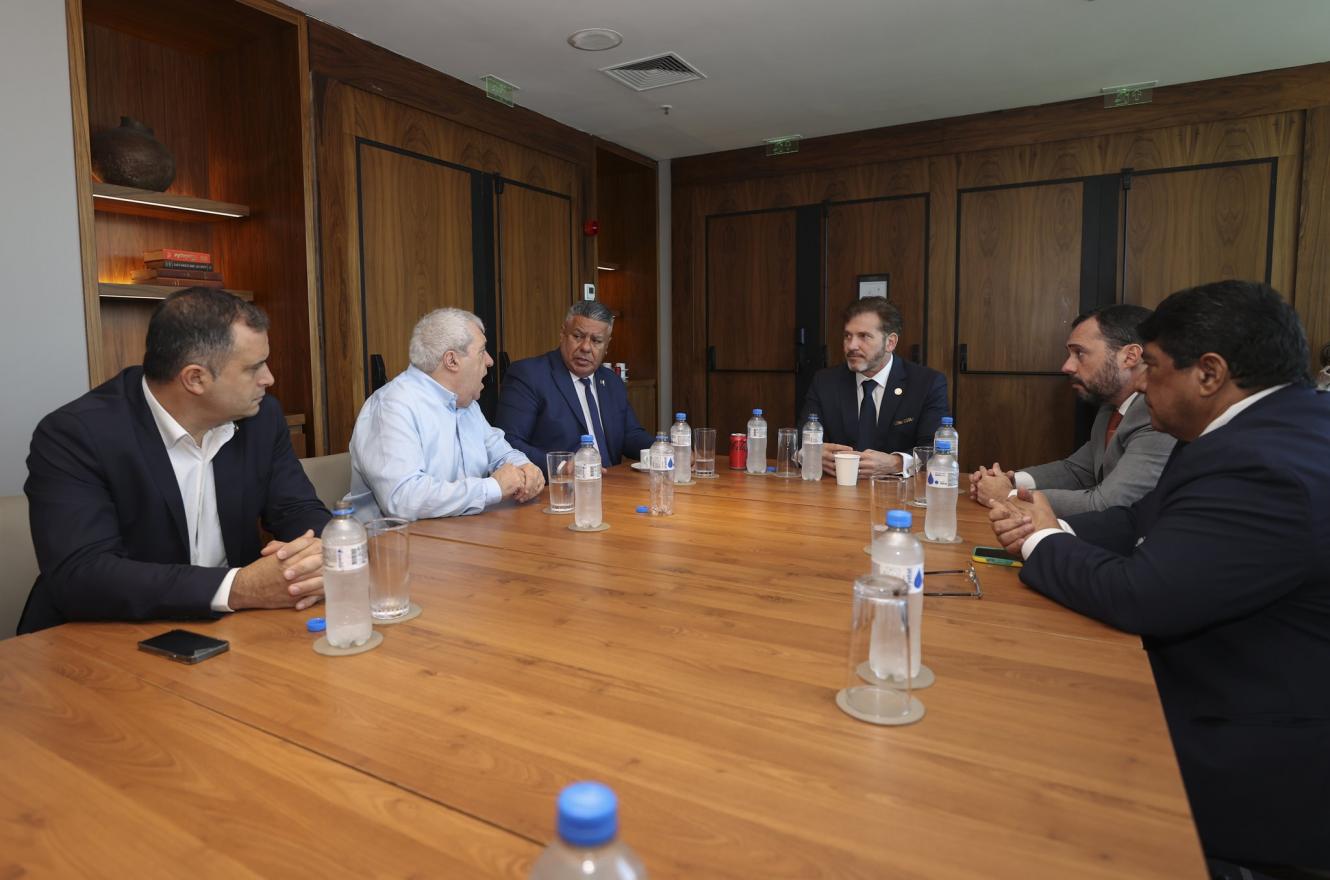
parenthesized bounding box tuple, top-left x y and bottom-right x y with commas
(970, 304, 1174, 517)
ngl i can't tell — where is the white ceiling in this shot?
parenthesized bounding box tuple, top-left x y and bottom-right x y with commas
(289, 0, 1330, 161)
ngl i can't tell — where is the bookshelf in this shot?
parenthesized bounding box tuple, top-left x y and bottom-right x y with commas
(67, 0, 322, 452)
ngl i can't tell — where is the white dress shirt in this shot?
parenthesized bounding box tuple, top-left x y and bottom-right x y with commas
(855, 355, 915, 469)
(1019, 384, 1291, 558)
(1014, 392, 1139, 491)
(142, 380, 239, 612)
(569, 370, 603, 451)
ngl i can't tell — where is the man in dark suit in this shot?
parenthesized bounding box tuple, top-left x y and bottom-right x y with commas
(987, 281, 1330, 872)
(496, 300, 656, 474)
(798, 297, 948, 477)
(970, 304, 1175, 516)
(19, 288, 330, 635)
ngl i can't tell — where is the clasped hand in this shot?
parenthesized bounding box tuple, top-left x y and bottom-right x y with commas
(493, 461, 546, 503)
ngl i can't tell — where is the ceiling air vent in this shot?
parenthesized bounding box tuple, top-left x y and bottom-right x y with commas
(601, 53, 706, 92)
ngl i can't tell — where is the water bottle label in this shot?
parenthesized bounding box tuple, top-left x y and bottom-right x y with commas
(653, 454, 675, 471)
(324, 543, 368, 571)
(875, 562, 925, 593)
(749, 427, 767, 440)
(927, 470, 958, 489)
(576, 461, 601, 480)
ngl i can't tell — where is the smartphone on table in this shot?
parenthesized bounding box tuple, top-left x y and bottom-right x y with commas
(138, 629, 230, 664)
(971, 546, 1023, 568)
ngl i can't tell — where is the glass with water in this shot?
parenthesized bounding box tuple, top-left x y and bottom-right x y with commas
(693, 427, 716, 476)
(911, 445, 933, 506)
(366, 517, 411, 621)
(545, 451, 574, 513)
(774, 428, 799, 478)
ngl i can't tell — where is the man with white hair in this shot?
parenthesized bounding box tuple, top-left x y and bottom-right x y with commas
(348, 308, 545, 520)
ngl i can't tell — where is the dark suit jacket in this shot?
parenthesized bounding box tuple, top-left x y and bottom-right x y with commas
(1020, 385, 1330, 867)
(495, 350, 656, 473)
(798, 357, 948, 454)
(18, 367, 330, 634)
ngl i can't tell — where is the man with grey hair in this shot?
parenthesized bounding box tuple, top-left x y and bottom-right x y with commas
(497, 300, 655, 473)
(348, 307, 544, 520)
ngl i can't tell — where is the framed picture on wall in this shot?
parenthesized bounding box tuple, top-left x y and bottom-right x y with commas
(857, 273, 890, 299)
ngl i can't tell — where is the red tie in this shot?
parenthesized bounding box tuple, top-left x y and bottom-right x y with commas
(1104, 410, 1124, 449)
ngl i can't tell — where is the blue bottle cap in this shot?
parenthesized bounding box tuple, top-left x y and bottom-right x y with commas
(556, 781, 618, 848)
(580, 434, 594, 444)
(752, 408, 763, 416)
(936, 439, 952, 453)
(306, 617, 326, 633)
(767, 465, 776, 472)
(941, 416, 954, 426)
(675, 412, 686, 420)
(635, 505, 649, 514)
(886, 510, 912, 529)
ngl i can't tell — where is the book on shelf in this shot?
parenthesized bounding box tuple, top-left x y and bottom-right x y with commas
(145, 259, 214, 271)
(132, 268, 223, 282)
(125, 277, 225, 289)
(143, 248, 211, 264)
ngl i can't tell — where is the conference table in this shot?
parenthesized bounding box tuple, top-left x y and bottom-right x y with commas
(1, 460, 1206, 878)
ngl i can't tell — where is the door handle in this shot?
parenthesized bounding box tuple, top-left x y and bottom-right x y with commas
(370, 354, 387, 391)
(958, 343, 969, 373)
(707, 346, 717, 372)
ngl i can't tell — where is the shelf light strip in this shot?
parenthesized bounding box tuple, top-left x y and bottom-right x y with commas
(92, 193, 246, 218)
(596, 265, 618, 271)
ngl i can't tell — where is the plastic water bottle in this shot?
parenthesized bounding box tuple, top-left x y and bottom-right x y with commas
(746, 408, 767, 474)
(801, 413, 823, 481)
(934, 416, 959, 465)
(648, 432, 674, 516)
(669, 412, 691, 484)
(322, 500, 372, 648)
(573, 434, 602, 529)
(871, 509, 925, 679)
(529, 781, 647, 880)
(925, 439, 959, 541)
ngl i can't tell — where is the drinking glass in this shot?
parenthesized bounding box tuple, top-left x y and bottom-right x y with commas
(693, 428, 716, 477)
(870, 474, 912, 546)
(835, 574, 924, 726)
(911, 445, 933, 506)
(546, 451, 574, 513)
(366, 517, 411, 620)
(774, 428, 799, 478)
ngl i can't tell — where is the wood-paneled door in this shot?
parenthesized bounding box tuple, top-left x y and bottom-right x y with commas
(705, 209, 800, 445)
(1121, 159, 1276, 306)
(955, 180, 1092, 473)
(824, 195, 929, 366)
(494, 179, 574, 380)
(317, 82, 584, 450)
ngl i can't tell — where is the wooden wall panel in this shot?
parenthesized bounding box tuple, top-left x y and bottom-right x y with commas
(498, 185, 574, 367)
(956, 375, 1078, 475)
(595, 148, 658, 383)
(1296, 107, 1330, 366)
(926, 156, 958, 402)
(672, 185, 704, 422)
(825, 197, 927, 365)
(958, 183, 1083, 373)
(707, 212, 797, 371)
(360, 147, 474, 382)
(1122, 163, 1273, 307)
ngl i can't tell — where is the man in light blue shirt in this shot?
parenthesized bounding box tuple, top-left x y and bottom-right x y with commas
(349, 308, 545, 520)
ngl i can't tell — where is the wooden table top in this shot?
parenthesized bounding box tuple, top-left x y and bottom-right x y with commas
(1, 461, 1207, 878)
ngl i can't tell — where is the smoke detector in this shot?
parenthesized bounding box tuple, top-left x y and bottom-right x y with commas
(568, 28, 623, 51)
(601, 53, 706, 92)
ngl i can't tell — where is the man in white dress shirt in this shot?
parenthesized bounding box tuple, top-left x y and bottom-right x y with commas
(349, 308, 544, 520)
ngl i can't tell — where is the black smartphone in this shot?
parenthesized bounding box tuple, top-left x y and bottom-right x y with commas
(138, 629, 230, 664)
(971, 545, 1023, 568)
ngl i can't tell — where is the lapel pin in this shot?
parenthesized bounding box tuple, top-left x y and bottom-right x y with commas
(893, 387, 903, 396)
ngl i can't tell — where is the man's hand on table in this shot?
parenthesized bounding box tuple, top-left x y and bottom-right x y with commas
(233, 529, 324, 611)
(970, 461, 1016, 506)
(514, 462, 545, 503)
(986, 489, 1058, 555)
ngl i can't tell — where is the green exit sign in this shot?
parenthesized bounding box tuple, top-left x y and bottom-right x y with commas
(764, 135, 802, 156)
(481, 74, 518, 107)
(1101, 81, 1156, 108)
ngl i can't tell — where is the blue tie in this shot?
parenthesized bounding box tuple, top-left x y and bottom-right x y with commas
(580, 376, 611, 467)
(856, 382, 877, 451)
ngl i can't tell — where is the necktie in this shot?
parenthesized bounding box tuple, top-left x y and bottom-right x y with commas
(1104, 410, 1124, 449)
(580, 376, 611, 467)
(856, 381, 877, 451)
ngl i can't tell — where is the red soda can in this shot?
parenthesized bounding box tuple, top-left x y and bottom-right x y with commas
(729, 433, 748, 470)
